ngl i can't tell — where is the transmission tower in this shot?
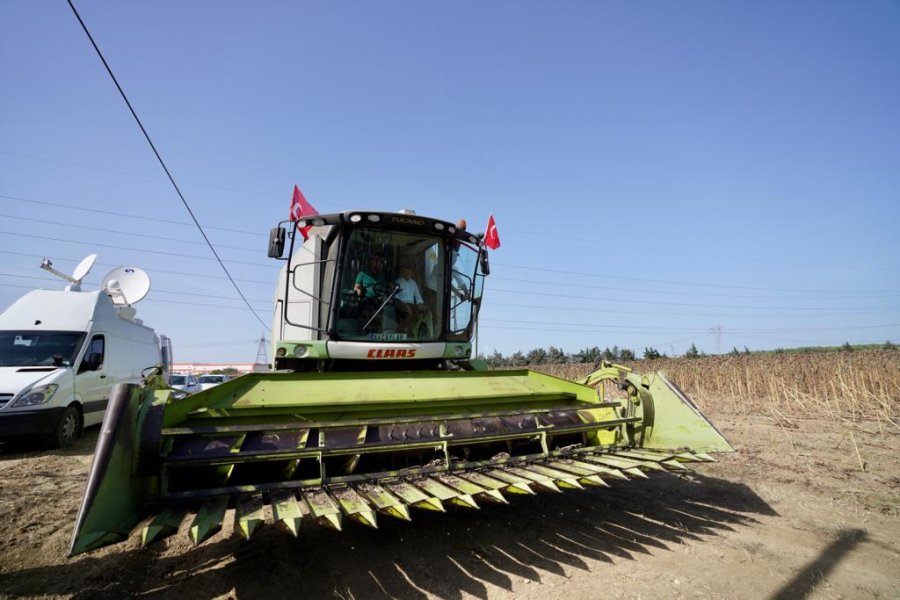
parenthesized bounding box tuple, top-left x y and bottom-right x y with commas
(254, 334, 268, 368)
(709, 325, 723, 354)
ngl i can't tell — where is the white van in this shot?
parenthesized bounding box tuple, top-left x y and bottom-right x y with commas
(0, 281, 163, 448)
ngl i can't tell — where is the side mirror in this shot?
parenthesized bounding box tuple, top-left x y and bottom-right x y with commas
(78, 352, 102, 373)
(479, 251, 490, 276)
(268, 227, 286, 258)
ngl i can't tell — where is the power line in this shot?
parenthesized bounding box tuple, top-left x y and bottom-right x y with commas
(2, 245, 894, 316)
(6, 242, 894, 315)
(1, 193, 263, 237)
(1, 213, 261, 253)
(176, 339, 263, 348)
(489, 300, 896, 318)
(0, 282, 270, 310)
(488, 286, 900, 312)
(4, 277, 889, 331)
(3, 272, 891, 343)
(7, 191, 896, 299)
(5, 261, 887, 315)
(492, 262, 900, 295)
(0, 273, 273, 301)
(3, 277, 894, 340)
(482, 318, 709, 333)
(0, 231, 277, 268)
(481, 317, 900, 334)
(490, 275, 900, 299)
(4, 204, 894, 301)
(144, 298, 270, 310)
(6, 272, 887, 320)
(65, 0, 268, 330)
(1, 238, 890, 311)
(0, 250, 276, 284)
(0, 150, 284, 204)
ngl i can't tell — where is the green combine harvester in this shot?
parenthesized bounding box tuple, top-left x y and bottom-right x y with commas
(69, 210, 732, 556)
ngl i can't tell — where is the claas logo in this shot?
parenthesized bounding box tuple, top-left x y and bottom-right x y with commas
(367, 348, 417, 359)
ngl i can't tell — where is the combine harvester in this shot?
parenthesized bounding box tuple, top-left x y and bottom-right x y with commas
(70, 210, 732, 556)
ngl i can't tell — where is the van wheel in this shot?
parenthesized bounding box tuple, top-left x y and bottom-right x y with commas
(47, 406, 82, 449)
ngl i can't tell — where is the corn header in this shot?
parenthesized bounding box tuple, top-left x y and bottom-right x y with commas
(70, 210, 732, 556)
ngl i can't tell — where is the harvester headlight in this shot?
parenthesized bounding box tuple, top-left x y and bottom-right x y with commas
(349, 214, 362, 223)
(453, 345, 465, 357)
(448, 226, 456, 233)
(434, 222, 445, 231)
(367, 214, 381, 223)
(276, 347, 287, 358)
(311, 218, 326, 227)
(12, 384, 59, 407)
(293, 345, 308, 358)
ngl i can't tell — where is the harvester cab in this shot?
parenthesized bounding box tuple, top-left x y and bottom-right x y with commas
(267, 210, 487, 372)
(69, 207, 732, 557)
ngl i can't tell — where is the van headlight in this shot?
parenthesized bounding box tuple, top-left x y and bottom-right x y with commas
(12, 384, 59, 407)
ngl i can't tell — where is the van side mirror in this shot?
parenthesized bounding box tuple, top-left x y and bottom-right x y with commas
(78, 352, 102, 373)
(268, 227, 286, 258)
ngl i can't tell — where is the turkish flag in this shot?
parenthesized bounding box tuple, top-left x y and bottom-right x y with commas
(484, 214, 501, 249)
(288, 185, 319, 241)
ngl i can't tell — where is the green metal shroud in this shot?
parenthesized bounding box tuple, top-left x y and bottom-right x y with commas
(69, 365, 732, 556)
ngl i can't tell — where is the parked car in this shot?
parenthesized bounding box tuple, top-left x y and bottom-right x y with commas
(169, 373, 201, 397)
(197, 374, 233, 391)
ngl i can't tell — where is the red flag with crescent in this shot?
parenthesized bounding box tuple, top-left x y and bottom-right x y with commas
(484, 213, 500, 250)
(289, 185, 319, 241)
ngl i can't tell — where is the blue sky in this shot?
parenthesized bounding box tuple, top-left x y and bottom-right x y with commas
(2, 1, 898, 362)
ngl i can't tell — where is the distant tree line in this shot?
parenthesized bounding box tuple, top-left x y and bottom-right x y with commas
(480, 345, 668, 368)
(210, 367, 241, 375)
(479, 340, 896, 368)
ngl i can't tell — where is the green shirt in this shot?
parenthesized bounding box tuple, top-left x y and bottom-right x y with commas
(355, 271, 386, 297)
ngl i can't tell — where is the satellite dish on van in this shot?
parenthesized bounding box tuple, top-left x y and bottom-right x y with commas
(101, 267, 151, 306)
(72, 254, 97, 284)
(40, 253, 97, 291)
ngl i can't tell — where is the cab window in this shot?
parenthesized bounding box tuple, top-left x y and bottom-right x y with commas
(448, 241, 482, 338)
(334, 228, 445, 342)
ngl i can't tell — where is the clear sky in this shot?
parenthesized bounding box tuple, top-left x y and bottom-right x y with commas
(2, 1, 898, 362)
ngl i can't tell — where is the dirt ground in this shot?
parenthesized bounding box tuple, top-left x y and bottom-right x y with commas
(1, 410, 898, 600)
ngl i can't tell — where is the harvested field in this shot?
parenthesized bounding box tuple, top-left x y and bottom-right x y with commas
(1, 352, 899, 599)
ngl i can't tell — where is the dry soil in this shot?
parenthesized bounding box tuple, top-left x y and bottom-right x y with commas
(1, 411, 898, 599)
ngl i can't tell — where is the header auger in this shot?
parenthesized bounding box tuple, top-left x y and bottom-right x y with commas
(70, 210, 732, 556)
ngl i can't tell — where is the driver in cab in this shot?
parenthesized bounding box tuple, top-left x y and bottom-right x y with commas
(354, 253, 387, 299)
(354, 253, 390, 332)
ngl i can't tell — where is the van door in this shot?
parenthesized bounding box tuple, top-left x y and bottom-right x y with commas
(76, 334, 109, 427)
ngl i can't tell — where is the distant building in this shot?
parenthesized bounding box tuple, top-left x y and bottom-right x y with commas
(172, 362, 269, 374)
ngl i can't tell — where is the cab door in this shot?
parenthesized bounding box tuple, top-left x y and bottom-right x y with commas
(75, 334, 109, 427)
(448, 241, 484, 339)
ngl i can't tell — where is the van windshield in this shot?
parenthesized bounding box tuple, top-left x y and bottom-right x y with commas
(0, 331, 86, 367)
